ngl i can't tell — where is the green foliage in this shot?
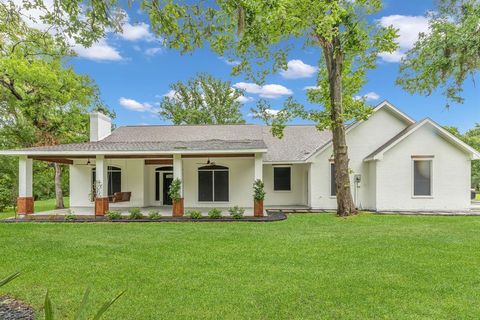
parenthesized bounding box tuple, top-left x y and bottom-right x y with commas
(228, 206, 244, 219)
(160, 73, 246, 125)
(148, 210, 161, 220)
(128, 208, 143, 220)
(398, 0, 480, 106)
(168, 178, 182, 202)
(106, 210, 122, 221)
(187, 210, 202, 219)
(208, 208, 222, 219)
(253, 179, 266, 201)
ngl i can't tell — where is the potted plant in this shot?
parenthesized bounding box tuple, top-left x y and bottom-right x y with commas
(253, 179, 265, 217)
(169, 178, 184, 217)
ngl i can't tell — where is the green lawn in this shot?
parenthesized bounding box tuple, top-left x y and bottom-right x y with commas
(1, 213, 480, 319)
(0, 197, 69, 220)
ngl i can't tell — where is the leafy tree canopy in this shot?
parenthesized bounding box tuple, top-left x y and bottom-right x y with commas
(159, 73, 245, 125)
(398, 0, 480, 106)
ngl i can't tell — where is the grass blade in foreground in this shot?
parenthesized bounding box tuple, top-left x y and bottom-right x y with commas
(92, 290, 126, 320)
(44, 290, 54, 320)
(0, 271, 20, 287)
(74, 287, 91, 320)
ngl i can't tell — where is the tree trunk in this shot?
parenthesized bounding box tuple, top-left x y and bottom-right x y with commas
(322, 38, 357, 217)
(54, 163, 64, 209)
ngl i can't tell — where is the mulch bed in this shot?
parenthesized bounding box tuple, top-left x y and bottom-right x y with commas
(1, 212, 287, 223)
(0, 295, 35, 320)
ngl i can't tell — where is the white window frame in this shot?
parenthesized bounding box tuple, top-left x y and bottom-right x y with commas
(411, 157, 434, 198)
(273, 166, 292, 192)
(197, 166, 230, 203)
(329, 162, 336, 198)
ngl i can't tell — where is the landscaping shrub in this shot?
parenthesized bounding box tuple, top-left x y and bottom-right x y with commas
(64, 210, 76, 222)
(148, 210, 161, 220)
(208, 208, 222, 219)
(253, 179, 266, 201)
(128, 208, 143, 220)
(106, 210, 122, 220)
(228, 206, 244, 219)
(187, 210, 202, 219)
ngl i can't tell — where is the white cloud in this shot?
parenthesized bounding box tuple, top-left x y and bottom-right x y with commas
(280, 59, 317, 79)
(233, 82, 293, 99)
(378, 15, 430, 63)
(73, 39, 122, 61)
(219, 56, 240, 66)
(145, 47, 162, 56)
(303, 85, 321, 91)
(119, 21, 154, 42)
(236, 95, 254, 103)
(354, 92, 380, 101)
(119, 97, 154, 112)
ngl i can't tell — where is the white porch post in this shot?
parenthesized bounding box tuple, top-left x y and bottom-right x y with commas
(172, 154, 184, 216)
(173, 154, 183, 196)
(95, 155, 109, 215)
(254, 153, 263, 181)
(17, 156, 34, 215)
(19, 156, 33, 198)
(254, 152, 264, 217)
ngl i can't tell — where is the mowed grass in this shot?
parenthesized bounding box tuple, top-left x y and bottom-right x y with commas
(1, 213, 480, 319)
(0, 197, 69, 220)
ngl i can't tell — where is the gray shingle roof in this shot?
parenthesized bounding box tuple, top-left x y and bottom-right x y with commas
(262, 126, 331, 162)
(3, 124, 333, 161)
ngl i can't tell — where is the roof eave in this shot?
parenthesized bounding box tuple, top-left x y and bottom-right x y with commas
(0, 148, 268, 157)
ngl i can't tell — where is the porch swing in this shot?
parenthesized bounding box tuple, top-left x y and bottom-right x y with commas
(109, 159, 131, 203)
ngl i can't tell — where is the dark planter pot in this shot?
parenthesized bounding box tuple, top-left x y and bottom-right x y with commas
(254, 199, 264, 217)
(172, 198, 184, 217)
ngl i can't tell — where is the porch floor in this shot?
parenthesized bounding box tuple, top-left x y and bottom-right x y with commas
(32, 206, 256, 217)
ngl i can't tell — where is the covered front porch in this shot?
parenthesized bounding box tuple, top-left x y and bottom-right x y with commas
(15, 151, 267, 217)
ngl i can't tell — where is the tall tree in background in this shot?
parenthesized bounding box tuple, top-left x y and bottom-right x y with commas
(0, 3, 108, 209)
(143, 0, 397, 216)
(160, 74, 245, 125)
(398, 0, 480, 106)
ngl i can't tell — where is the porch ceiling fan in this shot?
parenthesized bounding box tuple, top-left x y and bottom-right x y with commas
(196, 158, 216, 166)
(77, 158, 95, 166)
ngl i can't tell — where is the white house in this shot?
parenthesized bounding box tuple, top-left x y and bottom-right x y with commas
(1, 101, 478, 216)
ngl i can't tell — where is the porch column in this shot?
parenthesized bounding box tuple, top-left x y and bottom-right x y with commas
(94, 155, 109, 216)
(17, 156, 34, 215)
(172, 154, 184, 216)
(254, 153, 264, 217)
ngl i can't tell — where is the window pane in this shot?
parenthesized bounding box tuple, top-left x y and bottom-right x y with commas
(155, 172, 160, 201)
(330, 163, 336, 196)
(414, 160, 431, 196)
(109, 171, 121, 195)
(198, 171, 213, 201)
(214, 171, 229, 201)
(274, 167, 291, 191)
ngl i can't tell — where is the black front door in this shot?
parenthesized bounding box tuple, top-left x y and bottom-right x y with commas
(163, 173, 173, 205)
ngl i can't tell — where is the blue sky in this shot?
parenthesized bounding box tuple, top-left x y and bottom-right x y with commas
(66, 0, 479, 132)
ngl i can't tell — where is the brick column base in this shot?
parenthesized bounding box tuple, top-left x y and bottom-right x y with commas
(95, 197, 109, 216)
(17, 197, 34, 215)
(172, 198, 184, 217)
(254, 200, 264, 217)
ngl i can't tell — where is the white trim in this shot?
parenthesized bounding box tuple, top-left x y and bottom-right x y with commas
(305, 101, 416, 162)
(365, 119, 480, 161)
(273, 166, 292, 192)
(0, 149, 268, 156)
(411, 158, 433, 198)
